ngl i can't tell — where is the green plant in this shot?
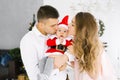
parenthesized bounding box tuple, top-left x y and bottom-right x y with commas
(9, 48, 21, 60)
(9, 48, 27, 75)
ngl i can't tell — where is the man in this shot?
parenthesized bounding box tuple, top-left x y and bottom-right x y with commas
(20, 5, 70, 80)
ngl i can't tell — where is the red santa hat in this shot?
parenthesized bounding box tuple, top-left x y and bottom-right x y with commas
(58, 15, 69, 30)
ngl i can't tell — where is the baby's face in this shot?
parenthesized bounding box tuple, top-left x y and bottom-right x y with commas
(56, 27, 68, 38)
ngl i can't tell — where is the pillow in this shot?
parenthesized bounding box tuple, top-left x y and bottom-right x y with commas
(0, 53, 12, 67)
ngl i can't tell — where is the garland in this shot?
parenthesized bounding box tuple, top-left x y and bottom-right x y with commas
(29, 14, 36, 31)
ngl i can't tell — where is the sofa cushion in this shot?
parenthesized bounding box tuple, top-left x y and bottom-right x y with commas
(0, 52, 12, 67)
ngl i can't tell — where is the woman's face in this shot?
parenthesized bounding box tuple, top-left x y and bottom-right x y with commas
(68, 17, 76, 36)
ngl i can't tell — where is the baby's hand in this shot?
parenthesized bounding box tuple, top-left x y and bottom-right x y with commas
(59, 37, 64, 44)
(59, 63, 67, 71)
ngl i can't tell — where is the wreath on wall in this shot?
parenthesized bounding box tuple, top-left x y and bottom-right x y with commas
(98, 19, 105, 37)
(97, 19, 107, 48)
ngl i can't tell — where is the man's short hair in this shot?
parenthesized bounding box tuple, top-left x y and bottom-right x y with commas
(37, 5, 59, 22)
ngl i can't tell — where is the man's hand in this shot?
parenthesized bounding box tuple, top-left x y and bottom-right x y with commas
(49, 54, 68, 69)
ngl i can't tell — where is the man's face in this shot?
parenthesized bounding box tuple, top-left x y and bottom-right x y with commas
(56, 27, 68, 38)
(43, 18, 59, 35)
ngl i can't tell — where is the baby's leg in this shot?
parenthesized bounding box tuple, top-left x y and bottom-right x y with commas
(66, 62, 75, 80)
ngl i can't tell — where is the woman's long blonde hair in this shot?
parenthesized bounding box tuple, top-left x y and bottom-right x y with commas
(74, 12, 103, 77)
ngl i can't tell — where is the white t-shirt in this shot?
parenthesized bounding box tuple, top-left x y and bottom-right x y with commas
(20, 26, 74, 80)
(20, 26, 49, 80)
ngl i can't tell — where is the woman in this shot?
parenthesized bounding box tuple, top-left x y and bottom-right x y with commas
(68, 12, 117, 80)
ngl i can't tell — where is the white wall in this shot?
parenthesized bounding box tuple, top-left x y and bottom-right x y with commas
(44, 0, 120, 79)
(0, 0, 43, 49)
(0, 0, 120, 78)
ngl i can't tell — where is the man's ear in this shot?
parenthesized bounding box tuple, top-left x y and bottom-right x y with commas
(37, 21, 44, 27)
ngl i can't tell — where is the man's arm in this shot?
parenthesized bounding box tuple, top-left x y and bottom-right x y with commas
(20, 37, 49, 80)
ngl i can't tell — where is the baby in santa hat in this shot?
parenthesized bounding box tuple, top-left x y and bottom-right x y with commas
(46, 15, 72, 56)
(40, 15, 74, 80)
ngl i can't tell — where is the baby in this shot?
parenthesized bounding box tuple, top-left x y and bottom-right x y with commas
(40, 15, 74, 80)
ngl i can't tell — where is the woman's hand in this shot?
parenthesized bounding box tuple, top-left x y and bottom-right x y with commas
(67, 45, 74, 55)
